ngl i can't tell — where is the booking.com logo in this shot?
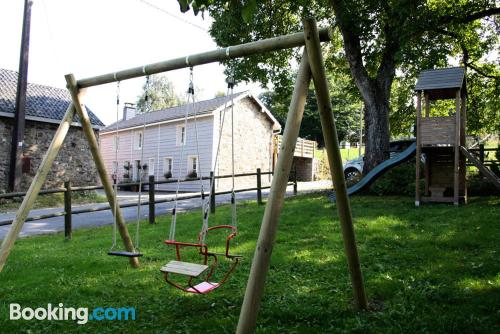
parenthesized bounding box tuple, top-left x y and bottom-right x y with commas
(9, 303, 136, 325)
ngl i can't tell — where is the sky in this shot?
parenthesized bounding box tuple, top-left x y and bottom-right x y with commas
(0, 0, 262, 125)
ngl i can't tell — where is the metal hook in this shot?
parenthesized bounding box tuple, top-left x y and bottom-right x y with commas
(188, 67, 194, 95)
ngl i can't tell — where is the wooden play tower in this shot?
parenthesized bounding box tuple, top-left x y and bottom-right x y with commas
(415, 67, 467, 206)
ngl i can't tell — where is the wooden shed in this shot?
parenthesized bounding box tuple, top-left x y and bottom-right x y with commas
(414, 67, 467, 205)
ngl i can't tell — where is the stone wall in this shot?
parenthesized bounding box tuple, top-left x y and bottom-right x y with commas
(215, 97, 274, 191)
(0, 117, 100, 193)
(292, 157, 315, 181)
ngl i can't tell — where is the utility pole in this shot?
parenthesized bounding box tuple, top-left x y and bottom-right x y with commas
(9, 0, 33, 192)
(358, 106, 363, 157)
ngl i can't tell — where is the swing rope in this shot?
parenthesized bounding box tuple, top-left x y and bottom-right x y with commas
(200, 73, 237, 243)
(230, 74, 237, 232)
(135, 75, 150, 250)
(169, 68, 194, 241)
(109, 78, 147, 257)
(110, 81, 120, 252)
(168, 68, 238, 245)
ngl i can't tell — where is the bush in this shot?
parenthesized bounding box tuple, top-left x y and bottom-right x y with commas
(367, 160, 420, 196)
(468, 171, 500, 196)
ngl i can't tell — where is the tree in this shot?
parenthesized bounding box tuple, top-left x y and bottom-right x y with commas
(136, 74, 183, 113)
(259, 70, 362, 147)
(176, 0, 499, 172)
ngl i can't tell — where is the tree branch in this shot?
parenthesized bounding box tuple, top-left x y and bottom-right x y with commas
(329, 0, 374, 102)
(466, 62, 500, 79)
(440, 7, 500, 25)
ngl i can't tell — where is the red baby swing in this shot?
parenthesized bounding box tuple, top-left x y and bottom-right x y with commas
(160, 67, 242, 294)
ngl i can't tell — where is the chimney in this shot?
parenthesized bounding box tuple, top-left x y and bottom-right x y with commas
(123, 103, 136, 120)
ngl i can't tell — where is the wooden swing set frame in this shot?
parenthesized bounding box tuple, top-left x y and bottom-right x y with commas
(0, 17, 368, 333)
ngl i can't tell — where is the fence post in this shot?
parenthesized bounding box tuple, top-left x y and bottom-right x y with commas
(293, 165, 298, 195)
(479, 144, 485, 163)
(64, 180, 72, 240)
(148, 175, 155, 224)
(210, 171, 216, 214)
(256, 168, 263, 205)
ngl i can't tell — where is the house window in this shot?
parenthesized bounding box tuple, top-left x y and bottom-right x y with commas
(176, 125, 186, 146)
(123, 161, 131, 180)
(163, 157, 173, 177)
(148, 158, 155, 176)
(135, 131, 143, 150)
(112, 161, 118, 180)
(113, 136, 120, 151)
(134, 160, 141, 181)
(187, 155, 198, 177)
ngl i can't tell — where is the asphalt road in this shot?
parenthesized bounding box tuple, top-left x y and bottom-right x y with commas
(0, 181, 331, 240)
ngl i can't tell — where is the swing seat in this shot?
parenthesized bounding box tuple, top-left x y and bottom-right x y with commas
(160, 261, 221, 294)
(186, 281, 220, 294)
(108, 251, 143, 258)
(160, 260, 208, 277)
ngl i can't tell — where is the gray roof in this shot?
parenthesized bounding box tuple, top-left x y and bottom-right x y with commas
(415, 67, 465, 91)
(0, 68, 104, 127)
(102, 91, 247, 132)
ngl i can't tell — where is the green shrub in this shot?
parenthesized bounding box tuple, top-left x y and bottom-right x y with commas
(468, 171, 500, 196)
(367, 160, 420, 196)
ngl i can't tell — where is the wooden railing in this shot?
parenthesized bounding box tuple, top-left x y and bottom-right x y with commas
(277, 135, 316, 158)
(0, 169, 298, 239)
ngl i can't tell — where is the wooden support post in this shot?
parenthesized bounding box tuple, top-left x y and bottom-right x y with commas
(149, 175, 155, 224)
(453, 89, 461, 206)
(303, 17, 368, 310)
(415, 92, 422, 206)
(256, 168, 263, 205)
(424, 93, 430, 118)
(65, 74, 139, 268)
(479, 144, 485, 163)
(424, 155, 430, 196)
(460, 93, 467, 204)
(77, 28, 332, 89)
(236, 50, 311, 334)
(423, 91, 430, 196)
(210, 171, 216, 214)
(293, 165, 298, 195)
(0, 104, 75, 272)
(64, 180, 72, 240)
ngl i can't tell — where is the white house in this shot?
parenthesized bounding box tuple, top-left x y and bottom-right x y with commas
(99, 92, 281, 192)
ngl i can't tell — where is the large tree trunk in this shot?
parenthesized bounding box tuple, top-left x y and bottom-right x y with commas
(330, 0, 397, 173)
(363, 93, 390, 173)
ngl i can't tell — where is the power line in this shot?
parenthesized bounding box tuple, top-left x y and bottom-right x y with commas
(136, 0, 208, 32)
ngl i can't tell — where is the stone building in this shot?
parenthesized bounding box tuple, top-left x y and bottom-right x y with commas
(99, 92, 282, 192)
(0, 68, 104, 193)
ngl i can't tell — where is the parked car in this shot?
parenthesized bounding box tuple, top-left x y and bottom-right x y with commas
(343, 139, 416, 185)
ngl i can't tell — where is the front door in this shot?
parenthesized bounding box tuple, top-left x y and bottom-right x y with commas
(134, 160, 141, 181)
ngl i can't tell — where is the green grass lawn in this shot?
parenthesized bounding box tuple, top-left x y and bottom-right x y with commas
(0, 194, 499, 333)
(316, 147, 364, 164)
(0, 191, 107, 213)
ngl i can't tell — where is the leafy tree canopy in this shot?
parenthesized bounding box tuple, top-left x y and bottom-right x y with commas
(136, 74, 184, 113)
(175, 0, 498, 137)
(175, 0, 498, 171)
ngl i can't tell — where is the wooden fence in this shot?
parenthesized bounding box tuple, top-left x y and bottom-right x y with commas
(277, 135, 315, 158)
(466, 144, 499, 167)
(0, 169, 298, 239)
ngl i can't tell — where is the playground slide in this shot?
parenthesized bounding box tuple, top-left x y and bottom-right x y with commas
(460, 146, 500, 190)
(330, 142, 417, 201)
